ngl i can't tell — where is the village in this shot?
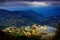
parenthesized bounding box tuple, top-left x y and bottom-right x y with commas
(2, 24, 56, 40)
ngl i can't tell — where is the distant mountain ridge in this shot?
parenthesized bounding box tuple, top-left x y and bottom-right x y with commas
(0, 9, 43, 29)
(0, 9, 60, 29)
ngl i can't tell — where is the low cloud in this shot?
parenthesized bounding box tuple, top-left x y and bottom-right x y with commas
(0, 1, 51, 6)
(0, 1, 60, 10)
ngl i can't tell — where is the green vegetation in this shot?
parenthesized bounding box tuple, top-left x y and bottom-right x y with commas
(2, 24, 56, 40)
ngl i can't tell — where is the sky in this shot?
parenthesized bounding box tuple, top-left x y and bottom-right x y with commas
(0, 0, 60, 11)
(0, 1, 60, 17)
(0, 1, 60, 9)
(0, 0, 60, 2)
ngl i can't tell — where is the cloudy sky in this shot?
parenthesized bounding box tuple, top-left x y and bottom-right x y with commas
(0, 0, 60, 17)
(0, 1, 59, 9)
(0, 0, 60, 2)
(0, 1, 59, 16)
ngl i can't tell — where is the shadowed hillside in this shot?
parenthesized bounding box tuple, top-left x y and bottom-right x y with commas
(40, 14, 60, 27)
(0, 9, 43, 29)
(0, 9, 60, 29)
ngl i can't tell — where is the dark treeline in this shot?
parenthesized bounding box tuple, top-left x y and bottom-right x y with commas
(52, 23, 60, 40)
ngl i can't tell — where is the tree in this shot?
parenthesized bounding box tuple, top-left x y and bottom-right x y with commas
(52, 23, 60, 40)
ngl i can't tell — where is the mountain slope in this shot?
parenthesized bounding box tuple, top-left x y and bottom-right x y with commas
(0, 9, 43, 29)
(41, 14, 60, 27)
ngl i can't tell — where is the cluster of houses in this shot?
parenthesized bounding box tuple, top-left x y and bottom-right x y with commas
(2, 24, 56, 40)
